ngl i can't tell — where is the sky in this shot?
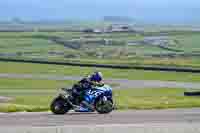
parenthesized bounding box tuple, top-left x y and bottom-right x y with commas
(0, 0, 199, 24)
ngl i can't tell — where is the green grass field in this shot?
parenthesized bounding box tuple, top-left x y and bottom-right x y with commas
(1, 31, 200, 68)
(1, 78, 200, 112)
(11, 87, 200, 110)
(0, 61, 200, 112)
(170, 34, 200, 52)
(0, 78, 71, 112)
(115, 88, 200, 110)
(1, 61, 200, 82)
(0, 64, 200, 112)
(0, 77, 120, 112)
(1, 30, 200, 112)
(0, 78, 75, 90)
(0, 38, 64, 60)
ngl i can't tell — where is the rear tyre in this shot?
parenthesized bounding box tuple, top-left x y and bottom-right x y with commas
(50, 98, 71, 115)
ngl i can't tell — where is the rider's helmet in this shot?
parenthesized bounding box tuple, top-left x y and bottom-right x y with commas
(90, 72, 103, 82)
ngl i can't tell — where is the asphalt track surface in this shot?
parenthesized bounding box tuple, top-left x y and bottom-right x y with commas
(0, 109, 200, 127)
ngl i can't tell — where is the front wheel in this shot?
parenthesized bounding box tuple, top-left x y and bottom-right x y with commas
(95, 97, 113, 114)
(50, 97, 71, 115)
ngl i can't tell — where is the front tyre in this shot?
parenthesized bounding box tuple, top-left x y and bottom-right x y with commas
(50, 98, 71, 115)
(95, 97, 113, 114)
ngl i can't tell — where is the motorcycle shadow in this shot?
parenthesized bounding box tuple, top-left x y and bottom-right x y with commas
(49, 111, 98, 116)
(67, 112, 98, 115)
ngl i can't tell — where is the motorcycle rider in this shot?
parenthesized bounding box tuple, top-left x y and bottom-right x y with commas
(72, 71, 104, 112)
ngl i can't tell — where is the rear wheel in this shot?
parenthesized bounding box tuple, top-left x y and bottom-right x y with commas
(95, 97, 113, 114)
(50, 98, 71, 115)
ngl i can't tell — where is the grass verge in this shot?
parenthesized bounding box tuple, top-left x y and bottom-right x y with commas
(0, 78, 75, 90)
(1, 61, 200, 82)
(1, 88, 200, 112)
(115, 88, 200, 110)
(0, 104, 48, 112)
(0, 78, 118, 112)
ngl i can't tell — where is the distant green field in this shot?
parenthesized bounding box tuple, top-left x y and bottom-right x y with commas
(0, 31, 200, 68)
(127, 45, 174, 55)
(0, 37, 65, 61)
(0, 31, 143, 60)
(0, 38, 63, 51)
(170, 34, 200, 52)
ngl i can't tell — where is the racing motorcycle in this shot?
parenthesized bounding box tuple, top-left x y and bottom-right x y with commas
(50, 84, 114, 114)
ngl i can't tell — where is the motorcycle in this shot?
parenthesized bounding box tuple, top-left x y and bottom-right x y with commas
(50, 84, 114, 114)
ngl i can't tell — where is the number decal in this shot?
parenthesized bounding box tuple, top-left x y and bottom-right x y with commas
(87, 90, 102, 97)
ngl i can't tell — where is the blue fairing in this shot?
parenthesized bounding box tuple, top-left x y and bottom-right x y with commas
(84, 85, 112, 104)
